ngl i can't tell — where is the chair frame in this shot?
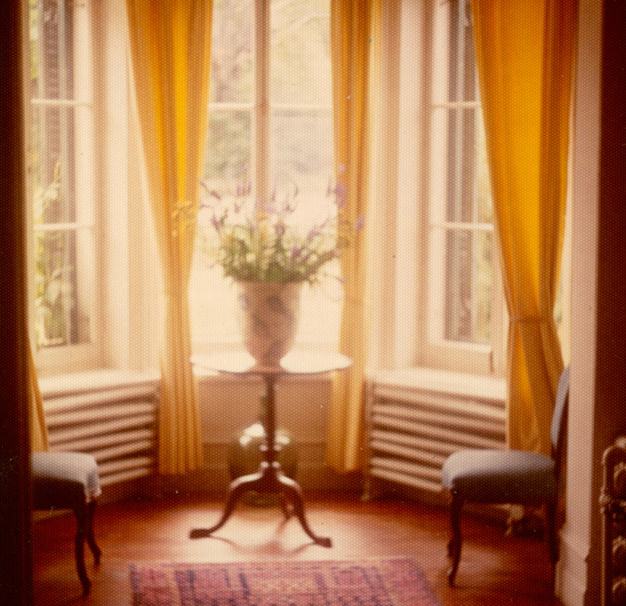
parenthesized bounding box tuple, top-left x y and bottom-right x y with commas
(445, 367, 569, 586)
(32, 476, 101, 595)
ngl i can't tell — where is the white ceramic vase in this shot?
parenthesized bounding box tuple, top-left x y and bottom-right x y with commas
(236, 281, 303, 368)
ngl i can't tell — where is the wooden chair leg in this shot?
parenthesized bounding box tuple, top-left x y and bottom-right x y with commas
(447, 493, 464, 586)
(73, 500, 91, 596)
(74, 501, 101, 596)
(86, 500, 101, 565)
(545, 499, 558, 565)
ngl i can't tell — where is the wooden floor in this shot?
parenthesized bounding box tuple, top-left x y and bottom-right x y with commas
(32, 491, 563, 606)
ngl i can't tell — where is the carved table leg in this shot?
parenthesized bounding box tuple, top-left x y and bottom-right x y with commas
(190, 371, 331, 547)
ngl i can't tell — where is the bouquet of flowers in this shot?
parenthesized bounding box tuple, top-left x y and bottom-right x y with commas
(198, 177, 361, 285)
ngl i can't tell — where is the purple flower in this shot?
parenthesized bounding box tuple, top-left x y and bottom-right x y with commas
(199, 181, 223, 209)
(283, 197, 297, 214)
(211, 213, 225, 230)
(330, 182, 347, 208)
(306, 227, 321, 242)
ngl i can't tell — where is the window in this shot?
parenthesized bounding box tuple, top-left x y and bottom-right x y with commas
(385, 0, 503, 376)
(190, 0, 340, 352)
(424, 0, 503, 374)
(27, 0, 99, 371)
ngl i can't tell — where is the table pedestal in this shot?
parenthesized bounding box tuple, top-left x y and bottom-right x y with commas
(190, 371, 332, 547)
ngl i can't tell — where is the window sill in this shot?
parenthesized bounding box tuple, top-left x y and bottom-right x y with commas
(368, 366, 506, 403)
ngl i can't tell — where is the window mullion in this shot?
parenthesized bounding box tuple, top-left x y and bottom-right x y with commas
(255, 0, 271, 208)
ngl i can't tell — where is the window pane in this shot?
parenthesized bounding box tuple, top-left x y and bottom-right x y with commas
(271, 109, 333, 187)
(210, 0, 254, 104)
(446, 107, 476, 224)
(31, 106, 76, 222)
(29, 0, 75, 102)
(204, 110, 251, 181)
(191, 0, 339, 350)
(445, 108, 492, 225)
(29, 0, 93, 350)
(270, 0, 332, 106)
(429, 0, 495, 350)
(190, 264, 240, 343)
(34, 229, 89, 347)
(447, 0, 476, 104)
(444, 229, 493, 344)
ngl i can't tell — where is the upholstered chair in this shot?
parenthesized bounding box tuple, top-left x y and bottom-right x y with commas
(31, 451, 102, 595)
(442, 366, 570, 586)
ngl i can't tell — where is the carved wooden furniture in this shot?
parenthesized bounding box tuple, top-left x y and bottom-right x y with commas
(31, 451, 102, 595)
(442, 366, 569, 586)
(601, 436, 626, 606)
(189, 350, 351, 548)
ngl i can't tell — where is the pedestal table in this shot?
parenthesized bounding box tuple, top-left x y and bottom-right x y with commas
(189, 350, 351, 547)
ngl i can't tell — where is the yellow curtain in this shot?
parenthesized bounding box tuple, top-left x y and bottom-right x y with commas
(472, 0, 576, 454)
(327, 0, 379, 472)
(126, 0, 212, 474)
(29, 343, 48, 452)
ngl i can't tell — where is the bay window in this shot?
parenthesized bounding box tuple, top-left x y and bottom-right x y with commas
(26, 0, 508, 381)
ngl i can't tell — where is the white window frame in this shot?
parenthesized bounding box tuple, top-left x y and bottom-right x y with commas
(28, 0, 159, 377)
(192, 0, 339, 356)
(370, 0, 505, 377)
(28, 0, 102, 375)
(422, 0, 504, 376)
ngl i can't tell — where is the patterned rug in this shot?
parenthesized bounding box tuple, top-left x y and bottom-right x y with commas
(129, 558, 441, 606)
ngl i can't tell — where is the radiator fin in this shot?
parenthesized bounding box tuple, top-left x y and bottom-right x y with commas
(366, 370, 506, 496)
(43, 374, 159, 488)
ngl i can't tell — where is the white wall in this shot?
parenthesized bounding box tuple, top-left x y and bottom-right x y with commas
(558, 1, 626, 604)
(556, 1, 601, 601)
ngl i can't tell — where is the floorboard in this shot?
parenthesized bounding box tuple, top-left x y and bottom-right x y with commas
(32, 492, 564, 606)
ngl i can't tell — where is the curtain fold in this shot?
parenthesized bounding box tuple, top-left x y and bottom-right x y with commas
(327, 0, 379, 472)
(471, 0, 576, 454)
(126, 0, 212, 474)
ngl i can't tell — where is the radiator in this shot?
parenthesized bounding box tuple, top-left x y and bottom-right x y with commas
(42, 371, 160, 487)
(365, 368, 506, 497)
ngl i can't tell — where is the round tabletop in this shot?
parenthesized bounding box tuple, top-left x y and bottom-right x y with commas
(191, 350, 352, 376)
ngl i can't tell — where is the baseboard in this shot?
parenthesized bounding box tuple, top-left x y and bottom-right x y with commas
(555, 527, 589, 606)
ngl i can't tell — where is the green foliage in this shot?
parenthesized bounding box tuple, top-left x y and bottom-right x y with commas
(33, 163, 74, 347)
(198, 178, 359, 285)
